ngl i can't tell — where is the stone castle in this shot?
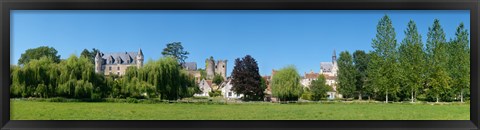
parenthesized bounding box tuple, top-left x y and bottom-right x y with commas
(205, 57, 227, 80)
(94, 48, 144, 76)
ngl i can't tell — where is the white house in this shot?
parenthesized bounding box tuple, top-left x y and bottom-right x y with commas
(221, 79, 243, 99)
(194, 79, 212, 97)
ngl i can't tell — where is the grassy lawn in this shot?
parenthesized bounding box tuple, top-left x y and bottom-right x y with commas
(11, 100, 469, 120)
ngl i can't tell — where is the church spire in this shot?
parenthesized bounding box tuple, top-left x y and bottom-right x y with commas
(332, 49, 337, 63)
(138, 48, 143, 56)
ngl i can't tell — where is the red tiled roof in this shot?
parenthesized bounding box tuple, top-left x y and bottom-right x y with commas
(323, 74, 336, 80)
(206, 80, 213, 87)
(305, 72, 319, 79)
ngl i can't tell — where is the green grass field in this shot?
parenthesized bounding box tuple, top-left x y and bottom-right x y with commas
(11, 100, 469, 120)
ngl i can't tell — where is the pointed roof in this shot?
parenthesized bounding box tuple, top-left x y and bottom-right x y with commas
(333, 49, 336, 57)
(138, 48, 143, 56)
(139, 48, 143, 55)
(95, 51, 101, 58)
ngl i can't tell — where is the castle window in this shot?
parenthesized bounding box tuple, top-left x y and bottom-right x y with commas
(223, 65, 225, 68)
(118, 67, 120, 70)
(117, 72, 120, 75)
(109, 66, 112, 71)
(228, 92, 232, 96)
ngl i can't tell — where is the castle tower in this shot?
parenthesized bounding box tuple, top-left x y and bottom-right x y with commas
(215, 60, 227, 80)
(136, 48, 144, 68)
(206, 57, 215, 79)
(95, 52, 102, 73)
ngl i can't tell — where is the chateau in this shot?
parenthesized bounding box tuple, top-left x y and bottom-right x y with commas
(298, 50, 339, 99)
(320, 50, 339, 99)
(94, 48, 144, 76)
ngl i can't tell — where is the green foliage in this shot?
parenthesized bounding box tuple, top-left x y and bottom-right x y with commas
(125, 57, 198, 100)
(398, 20, 426, 102)
(270, 65, 303, 101)
(18, 46, 61, 65)
(80, 48, 100, 64)
(212, 74, 224, 86)
(198, 68, 207, 80)
(369, 15, 401, 102)
(161, 42, 189, 65)
(337, 51, 357, 99)
(310, 75, 332, 101)
(353, 50, 369, 100)
(10, 49, 197, 101)
(300, 88, 313, 101)
(426, 19, 451, 102)
(208, 90, 222, 97)
(447, 23, 470, 102)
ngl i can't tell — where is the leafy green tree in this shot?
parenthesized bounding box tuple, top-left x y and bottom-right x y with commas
(365, 52, 382, 101)
(337, 51, 357, 99)
(370, 15, 400, 103)
(448, 23, 470, 102)
(352, 50, 369, 100)
(270, 65, 303, 102)
(398, 20, 425, 102)
(161, 42, 189, 66)
(197, 68, 207, 80)
(80, 48, 100, 64)
(213, 74, 224, 86)
(310, 75, 332, 101)
(231, 55, 264, 101)
(426, 19, 451, 103)
(18, 46, 61, 65)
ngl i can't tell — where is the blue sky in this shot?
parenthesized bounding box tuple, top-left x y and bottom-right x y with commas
(11, 10, 470, 76)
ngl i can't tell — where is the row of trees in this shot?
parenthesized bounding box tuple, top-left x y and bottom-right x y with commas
(337, 15, 470, 102)
(11, 45, 199, 100)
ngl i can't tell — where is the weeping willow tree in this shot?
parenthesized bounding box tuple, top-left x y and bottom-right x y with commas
(10, 57, 58, 98)
(123, 57, 198, 100)
(11, 54, 104, 99)
(10, 48, 204, 100)
(270, 65, 303, 102)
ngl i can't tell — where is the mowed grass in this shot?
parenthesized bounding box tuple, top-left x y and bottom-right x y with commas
(11, 100, 469, 120)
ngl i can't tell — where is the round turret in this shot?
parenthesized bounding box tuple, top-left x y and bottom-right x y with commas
(136, 48, 144, 68)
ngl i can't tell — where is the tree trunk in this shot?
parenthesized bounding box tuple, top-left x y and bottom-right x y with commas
(385, 91, 388, 103)
(411, 91, 414, 103)
(413, 91, 416, 102)
(460, 90, 464, 103)
(436, 96, 439, 103)
(358, 93, 362, 100)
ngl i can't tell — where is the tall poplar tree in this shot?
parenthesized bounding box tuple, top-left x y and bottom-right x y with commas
(353, 50, 369, 100)
(337, 51, 357, 99)
(398, 20, 425, 102)
(370, 15, 400, 103)
(365, 52, 382, 100)
(448, 23, 470, 102)
(426, 19, 451, 103)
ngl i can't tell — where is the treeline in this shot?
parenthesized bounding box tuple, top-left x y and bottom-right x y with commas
(10, 53, 199, 100)
(337, 15, 470, 103)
